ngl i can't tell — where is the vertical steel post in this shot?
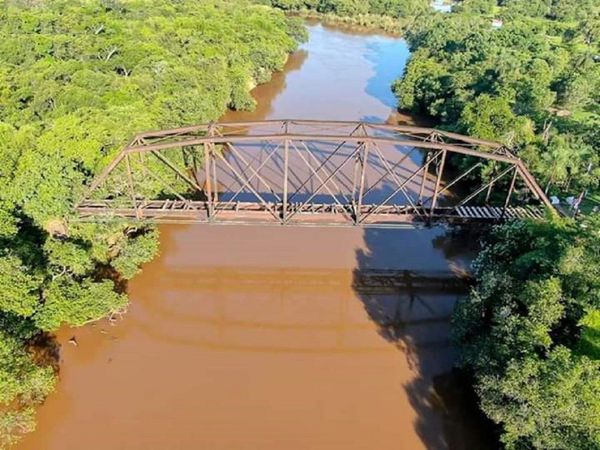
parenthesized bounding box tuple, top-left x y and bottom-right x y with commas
(211, 146, 218, 203)
(430, 150, 447, 217)
(485, 165, 496, 204)
(203, 142, 213, 219)
(502, 165, 518, 218)
(207, 123, 219, 206)
(283, 139, 289, 224)
(125, 153, 141, 219)
(356, 141, 369, 225)
(418, 151, 430, 204)
(351, 148, 361, 220)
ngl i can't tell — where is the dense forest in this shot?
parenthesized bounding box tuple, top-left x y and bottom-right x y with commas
(0, 1, 303, 447)
(1, 0, 599, 449)
(390, 1, 600, 447)
(453, 215, 600, 449)
(261, 0, 429, 16)
(258, 0, 431, 31)
(394, 0, 600, 205)
(273, 0, 600, 447)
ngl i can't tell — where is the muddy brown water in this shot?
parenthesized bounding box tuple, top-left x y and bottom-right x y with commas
(19, 23, 494, 450)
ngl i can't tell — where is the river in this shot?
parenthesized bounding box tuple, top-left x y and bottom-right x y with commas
(18, 22, 492, 450)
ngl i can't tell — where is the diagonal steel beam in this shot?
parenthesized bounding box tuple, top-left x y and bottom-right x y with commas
(291, 141, 354, 223)
(369, 139, 421, 217)
(456, 164, 516, 208)
(214, 141, 282, 216)
(360, 151, 443, 224)
(502, 166, 519, 218)
(224, 142, 282, 202)
(150, 150, 205, 193)
(360, 146, 421, 199)
(284, 123, 363, 204)
(79, 151, 127, 205)
(142, 164, 202, 213)
(286, 138, 358, 205)
(284, 142, 361, 224)
(297, 141, 353, 203)
(213, 150, 281, 222)
(303, 141, 354, 192)
(421, 161, 483, 206)
(418, 151, 432, 203)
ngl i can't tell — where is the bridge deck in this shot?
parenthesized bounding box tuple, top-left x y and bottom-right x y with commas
(77, 200, 546, 226)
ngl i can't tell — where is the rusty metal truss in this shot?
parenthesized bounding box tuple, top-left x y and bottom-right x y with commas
(77, 120, 554, 227)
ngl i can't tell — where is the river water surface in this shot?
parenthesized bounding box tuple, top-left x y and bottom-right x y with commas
(19, 23, 491, 450)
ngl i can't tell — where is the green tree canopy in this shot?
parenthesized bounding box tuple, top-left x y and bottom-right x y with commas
(0, 1, 304, 446)
(395, 1, 600, 195)
(453, 214, 600, 449)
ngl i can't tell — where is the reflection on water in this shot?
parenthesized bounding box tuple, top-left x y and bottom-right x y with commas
(225, 23, 409, 123)
(18, 22, 491, 450)
(355, 228, 495, 450)
(20, 225, 475, 450)
(20, 225, 488, 450)
(363, 40, 410, 110)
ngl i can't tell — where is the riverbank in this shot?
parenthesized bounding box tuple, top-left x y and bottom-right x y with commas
(0, 2, 304, 447)
(287, 11, 411, 34)
(18, 225, 484, 450)
(15, 21, 494, 450)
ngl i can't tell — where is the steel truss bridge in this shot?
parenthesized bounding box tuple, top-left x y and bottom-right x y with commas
(77, 120, 554, 227)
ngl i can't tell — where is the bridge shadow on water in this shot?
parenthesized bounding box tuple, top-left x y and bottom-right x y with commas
(363, 38, 410, 111)
(353, 225, 498, 450)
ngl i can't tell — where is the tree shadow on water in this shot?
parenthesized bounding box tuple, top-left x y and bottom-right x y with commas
(353, 226, 498, 450)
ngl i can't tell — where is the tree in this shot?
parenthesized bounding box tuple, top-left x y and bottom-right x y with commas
(577, 309, 600, 359)
(266, 0, 430, 18)
(0, 2, 305, 444)
(453, 214, 600, 449)
(395, 0, 599, 194)
(0, 332, 55, 449)
(459, 94, 535, 146)
(394, 51, 454, 116)
(43, 239, 95, 278)
(110, 229, 160, 280)
(0, 256, 41, 318)
(478, 347, 600, 450)
(454, 0, 496, 14)
(34, 279, 128, 331)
